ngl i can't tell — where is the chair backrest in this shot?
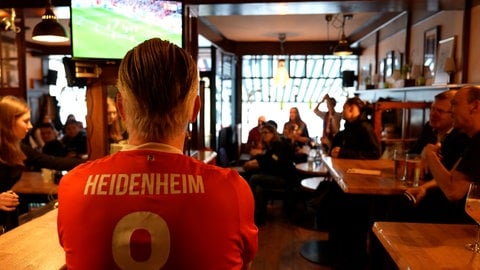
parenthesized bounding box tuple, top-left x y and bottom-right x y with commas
(217, 126, 236, 165)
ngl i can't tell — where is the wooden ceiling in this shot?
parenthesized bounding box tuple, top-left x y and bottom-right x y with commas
(1, 0, 467, 55)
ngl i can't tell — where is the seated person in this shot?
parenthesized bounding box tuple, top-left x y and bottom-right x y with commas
(324, 97, 381, 268)
(409, 90, 468, 169)
(330, 96, 381, 159)
(247, 115, 266, 157)
(107, 97, 128, 144)
(57, 39, 258, 269)
(38, 122, 67, 157)
(397, 89, 470, 223)
(415, 86, 480, 219)
(283, 107, 310, 146)
(0, 95, 85, 232)
(243, 123, 296, 225)
(62, 120, 87, 158)
(380, 124, 401, 160)
(282, 122, 308, 163)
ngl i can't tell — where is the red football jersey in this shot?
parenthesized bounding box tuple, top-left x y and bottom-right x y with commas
(58, 144, 258, 270)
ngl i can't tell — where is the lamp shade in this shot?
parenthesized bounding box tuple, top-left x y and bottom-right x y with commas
(32, 6, 69, 42)
(273, 59, 290, 87)
(333, 35, 352, 56)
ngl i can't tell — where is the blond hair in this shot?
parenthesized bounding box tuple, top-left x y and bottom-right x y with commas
(0, 96, 29, 165)
(117, 38, 198, 141)
(106, 97, 125, 143)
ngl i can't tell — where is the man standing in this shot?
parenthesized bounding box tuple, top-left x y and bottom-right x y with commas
(58, 38, 258, 269)
(314, 94, 341, 152)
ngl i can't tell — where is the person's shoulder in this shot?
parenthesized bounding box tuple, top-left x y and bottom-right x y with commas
(248, 126, 258, 134)
(471, 131, 480, 140)
(448, 128, 469, 139)
(356, 117, 372, 126)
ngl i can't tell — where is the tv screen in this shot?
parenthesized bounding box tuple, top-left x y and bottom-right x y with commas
(71, 0, 183, 61)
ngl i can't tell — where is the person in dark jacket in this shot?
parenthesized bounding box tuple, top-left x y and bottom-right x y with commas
(37, 122, 68, 157)
(327, 96, 381, 269)
(243, 123, 296, 225)
(330, 96, 381, 159)
(396, 90, 470, 223)
(0, 96, 85, 233)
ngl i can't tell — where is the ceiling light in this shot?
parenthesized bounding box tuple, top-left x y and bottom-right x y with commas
(32, 0, 69, 43)
(333, 14, 353, 56)
(273, 33, 290, 87)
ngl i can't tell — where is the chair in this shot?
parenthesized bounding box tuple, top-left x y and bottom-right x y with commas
(216, 126, 237, 167)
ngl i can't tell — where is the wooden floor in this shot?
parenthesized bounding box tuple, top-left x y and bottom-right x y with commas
(251, 200, 333, 270)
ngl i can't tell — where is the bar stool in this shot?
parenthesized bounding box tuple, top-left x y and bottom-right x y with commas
(299, 176, 333, 266)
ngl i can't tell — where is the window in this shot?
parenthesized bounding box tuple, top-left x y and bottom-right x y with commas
(241, 54, 358, 143)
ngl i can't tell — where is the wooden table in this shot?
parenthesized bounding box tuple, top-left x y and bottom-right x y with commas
(315, 156, 411, 268)
(11, 172, 58, 195)
(373, 221, 480, 269)
(295, 162, 329, 176)
(300, 177, 326, 191)
(0, 208, 65, 269)
(321, 156, 408, 195)
(190, 149, 217, 165)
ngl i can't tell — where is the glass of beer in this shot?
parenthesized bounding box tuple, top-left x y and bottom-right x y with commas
(393, 149, 406, 181)
(405, 154, 423, 187)
(465, 182, 480, 252)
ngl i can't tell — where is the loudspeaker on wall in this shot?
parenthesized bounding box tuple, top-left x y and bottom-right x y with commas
(342, 70, 355, 87)
(46, 69, 58, 85)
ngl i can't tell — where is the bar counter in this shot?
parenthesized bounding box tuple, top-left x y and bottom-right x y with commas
(12, 171, 58, 195)
(0, 208, 65, 269)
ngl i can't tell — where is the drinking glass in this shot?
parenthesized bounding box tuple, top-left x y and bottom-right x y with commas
(393, 149, 406, 181)
(405, 154, 423, 187)
(465, 182, 480, 252)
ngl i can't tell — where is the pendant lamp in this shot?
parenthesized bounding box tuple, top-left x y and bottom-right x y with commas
(273, 33, 290, 87)
(32, 0, 69, 42)
(333, 14, 353, 56)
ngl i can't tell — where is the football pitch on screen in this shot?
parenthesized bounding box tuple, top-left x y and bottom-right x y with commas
(72, 7, 182, 59)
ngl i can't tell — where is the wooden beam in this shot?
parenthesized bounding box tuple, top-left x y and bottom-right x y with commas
(0, 0, 70, 8)
(235, 41, 361, 56)
(26, 41, 71, 56)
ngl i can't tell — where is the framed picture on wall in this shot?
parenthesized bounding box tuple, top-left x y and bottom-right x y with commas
(385, 51, 394, 78)
(393, 51, 403, 71)
(423, 26, 440, 78)
(433, 36, 456, 85)
(378, 58, 385, 83)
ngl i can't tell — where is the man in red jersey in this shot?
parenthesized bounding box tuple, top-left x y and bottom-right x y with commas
(57, 38, 258, 270)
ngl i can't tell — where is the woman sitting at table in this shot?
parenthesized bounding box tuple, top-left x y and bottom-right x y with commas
(243, 123, 297, 225)
(322, 99, 382, 269)
(283, 107, 310, 146)
(330, 96, 381, 159)
(0, 96, 85, 233)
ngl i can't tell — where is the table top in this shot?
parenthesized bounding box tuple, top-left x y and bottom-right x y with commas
(295, 162, 329, 176)
(300, 177, 326, 191)
(321, 156, 408, 195)
(373, 221, 480, 269)
(0, 208, 65, 269)
(12, 172, 59, 195)
(190, 149, 217, 165)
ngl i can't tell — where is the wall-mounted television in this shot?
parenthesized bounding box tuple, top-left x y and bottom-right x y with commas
(71, 0, 183, 61)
